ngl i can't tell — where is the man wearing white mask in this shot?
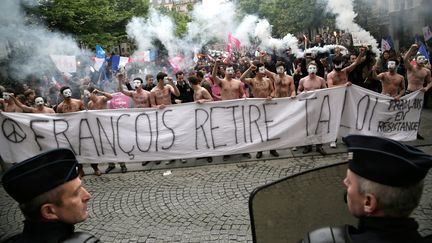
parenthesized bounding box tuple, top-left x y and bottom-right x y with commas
(212, 60, 251, 160)
(327, 48, 365, 88)
(56, 86, 88, 177)
(56, 86, 85, 113)
(240, 62, 279, 159)
(212, 61, 245, 100)
(118, 77, 151, 108)
(298, 62, 327, 155)
(9, 95, 55, 113)
(1, 89, 23, 112)
(404, 44, 432, 94)
(326, 48, 365, 148)
(265, 61, 296, 98)
(373, 58, 405, 100)
(403, 44, 432, 140)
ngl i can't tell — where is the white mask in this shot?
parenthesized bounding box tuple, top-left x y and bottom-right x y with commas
(387, 61, 396, 70)
(163, 76, 169, 85)
(276, 67, 284, 74)
(35, 97, 44, 106)
(335, 62, 344, 71)
(133, 80, 142, 89)
(416, 55, 426, 65)
(62, 89, 72, 98)
(258, 66, 266, 74)
(3, 92, 10, 100)
(308, 65, 317, 74)
(84, 90, 91, 99)
(225, 67, 234, 75)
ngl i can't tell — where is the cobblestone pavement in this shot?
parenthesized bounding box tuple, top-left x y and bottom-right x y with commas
(1, 152, 432, 242)
(1, 109, 432, 242)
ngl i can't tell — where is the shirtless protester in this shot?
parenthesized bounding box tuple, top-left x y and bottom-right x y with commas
(10, 95, 55, 113)
(189, 76, 214, 163)
(212, 60, 251, 160)
(57, 86, 100, 177)
(189, 76, 213, 104)
(298, 62, 327, 155)
(265, 61, 296, 98)
(403, 44, 432, 140)
(148, 72, 180, 165)
(241, 62, 279, 159)
(118, 76, 153, 168)
(84, 87, 117, 175)
(373, 59, 405, 100)
(326, 47, 365, 148)
(1, 89, 23, 112)
(119, 77, 152, 108)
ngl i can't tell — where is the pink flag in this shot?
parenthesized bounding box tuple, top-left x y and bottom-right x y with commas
(228, 33, 241, 50)
(169, 56, 183, 73)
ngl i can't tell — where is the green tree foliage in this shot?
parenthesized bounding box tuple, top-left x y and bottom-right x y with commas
(238, 0, 334, 38)
(25, 0, 149, 49)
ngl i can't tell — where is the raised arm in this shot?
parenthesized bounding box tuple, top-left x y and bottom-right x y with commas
(344, 47, 366, 73)
(212, 61, 223, 87)
(10, 94, 34, 113)
(240, 65, 255, 84)
(167, 77, 180, 97)
(403, 44, 418, 71)
(95, 89, 113, 101)
(118, 78, 133, 97)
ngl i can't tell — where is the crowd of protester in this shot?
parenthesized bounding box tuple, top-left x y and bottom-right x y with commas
(1, 32, 432, 177)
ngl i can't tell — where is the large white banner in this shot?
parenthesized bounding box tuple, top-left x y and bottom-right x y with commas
(0, 86, 423, 164)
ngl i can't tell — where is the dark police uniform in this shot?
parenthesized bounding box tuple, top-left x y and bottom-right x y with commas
(1, 149, 100, 243)
(302, 135, 432, 243)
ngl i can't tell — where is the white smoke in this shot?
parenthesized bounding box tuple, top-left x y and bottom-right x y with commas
(126, 0, 304, 70)
(325, 0, 379, 56)
(0, 0, 85, 81)
(303, 45, 349, 58)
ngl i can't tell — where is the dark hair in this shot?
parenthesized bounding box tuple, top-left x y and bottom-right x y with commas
(276, 61, 285, 68)
(388, 57, 399, 66)
(87, 87, 95, 93)
(196, 71, 204, 79)
(188, 76, 200, 85)
(156, 72, 168, 81)
(59, 86, 71, 95)
(24, 89, 35, 97)
(145, 74, 154, 81)
(333, 56, 344, 65)
(175, 71, 184, 78)
(133, 77, 143, 84)
(5, 88, 15, 94)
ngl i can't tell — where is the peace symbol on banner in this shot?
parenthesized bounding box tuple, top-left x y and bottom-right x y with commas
(2, 118, 27, 143)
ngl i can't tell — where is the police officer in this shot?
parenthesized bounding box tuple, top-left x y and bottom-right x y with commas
(302, 135, 432, 243)
(2, 148, 100, 242)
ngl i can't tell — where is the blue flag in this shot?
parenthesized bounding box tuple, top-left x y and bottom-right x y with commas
(415, 35, 430, 61)
(385, 36, 394, 50)
(96, 44, 106, 58)
(111, 55, 120, 71)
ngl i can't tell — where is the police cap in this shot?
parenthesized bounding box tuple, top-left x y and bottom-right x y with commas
(2, 148, 79, 203)
(343, 135, 432, 187)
